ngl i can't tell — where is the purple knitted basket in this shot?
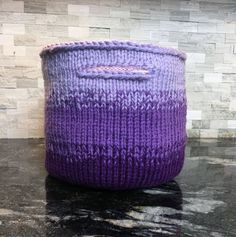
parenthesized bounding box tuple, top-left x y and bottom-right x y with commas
(40, 40, 187, 190)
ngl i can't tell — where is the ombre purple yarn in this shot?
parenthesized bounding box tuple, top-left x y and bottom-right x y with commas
(40, 40, 187, 190)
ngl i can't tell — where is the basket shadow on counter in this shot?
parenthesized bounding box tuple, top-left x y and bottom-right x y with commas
(45, 176, 183, 237)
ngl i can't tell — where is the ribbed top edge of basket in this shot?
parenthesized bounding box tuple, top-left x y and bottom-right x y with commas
(39, 40, 186, 61)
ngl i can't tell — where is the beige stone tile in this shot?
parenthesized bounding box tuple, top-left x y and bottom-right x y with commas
(100, 0, 120, 7)
(130, 10, 151, 19)
(68, 4, 89, 16)
(0, 128, 7, 138)
(0, 67, 23, 79)
(187, 110, 202, 120)
(186, 53, 205, 63)
(3, 23, 25, 35)
(139, 20, 160, 30)
(47, 25, 68, 38)
(210, 101, 227, 113)
(159, 41, 178, 49)
(0, 78, 17, 88)
(178, 42, 211, 54)
(186, 120, 192, 129)
(197, 23, 217, 33)
(89, 27, 110, 38)
(140, 0, 161, 10)
(229, 98, 236, 111)
(36, 14, 80, 27)
(1, 1, 24, 13)
(218, 129, 236, 138)
(14, 57, 38, 67)
(28, 128, 44, 138)
(16, 101, 29, 113)
(21, 119, 44, 130)
(180, 1, 199, 11)
(119, 18, 140, 29)
(0, 96, 17, 109)
(130, 30, 151, 40)
(36, 36, 60, 46)
(204, 73, 222, 83)
(161, 0, 180, 10)
(110, 28, 130, 39)
(17, 118, 30, 129)
(192, 120, 210, 129)
(25, 25, 47, 36)
(0, 88, 28, 100)
(210, 120, 227, 129)
(68, 27, 90, 38)
(150, 10, 169, 20)
(72, 0, 99, 4)
(224, 54, 236, 64)
(17, 78, 38, 88)
(226, 34, 236, 43)
(7, 115, 20, 129)
(160, 21, 197, 32)
(215, 43, 233, 54)
(38, 78, 44, 89)
(7, 128, 28, 138)
(214, 63, 235, 73)
(0, 56, 15, 67)
(22, 68, 41, 79)
(3, 46, 26, 56)
(27, 88, 44, 99)
(110, 8, 130, 18)
(217, 23, 235, 34)
(189, 33, 225, 43)
(205, 54, 224, 64)
(35, 14, 58, 25)
(28, 108, 44, 119)
(228, 120, 236, 129)
(203, 110, 236, 120)
(200, 129, 218, 138)
(14, 34, 36, 46)
(0, 12, 36, 24)
(187, 129, 200, 138)
(25, 46, 41, 57)
(149, 31, 169, 41)
(222, 73, 236, 83)
(0, 35, 14, 45)
(79, 16, 120, 28)
(89, 5, 110, 16)
(24, 0, 46, 14)
(195, 64, 214, 73)
(63, 15, 80, 27)
(190, 11, 210, 23)
(121, 0, 140, 9)
(0, 112, 7, 138)
(46, 2, 68, 14)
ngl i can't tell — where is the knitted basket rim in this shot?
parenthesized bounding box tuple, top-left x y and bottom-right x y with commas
(39, 40, 186, 61)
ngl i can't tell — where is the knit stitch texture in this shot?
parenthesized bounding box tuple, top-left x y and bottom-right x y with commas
(40, 40, 187, 190)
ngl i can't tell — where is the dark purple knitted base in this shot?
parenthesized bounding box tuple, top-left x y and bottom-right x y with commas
(45, 144, 185, 190)
(40, 41, 187, 190)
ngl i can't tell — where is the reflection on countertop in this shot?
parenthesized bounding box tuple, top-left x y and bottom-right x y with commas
(0, 139, 235, 237)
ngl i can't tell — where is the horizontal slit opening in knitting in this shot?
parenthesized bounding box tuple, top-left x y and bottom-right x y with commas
(77, 65, 154, 80)
(87, 66, 149, 74)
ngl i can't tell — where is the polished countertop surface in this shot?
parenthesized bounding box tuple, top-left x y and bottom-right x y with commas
(0, 139, 235, 237)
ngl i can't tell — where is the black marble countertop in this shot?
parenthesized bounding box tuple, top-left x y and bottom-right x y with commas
(0, 139, 235, 237)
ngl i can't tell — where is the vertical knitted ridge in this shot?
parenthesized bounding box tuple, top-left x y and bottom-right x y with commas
(41, 40, 187, 190)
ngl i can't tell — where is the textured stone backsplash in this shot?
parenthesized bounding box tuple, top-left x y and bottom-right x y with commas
(0, 0, 236, 138)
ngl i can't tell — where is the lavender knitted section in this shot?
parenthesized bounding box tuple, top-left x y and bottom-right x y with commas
(40, 41, 187, 190)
